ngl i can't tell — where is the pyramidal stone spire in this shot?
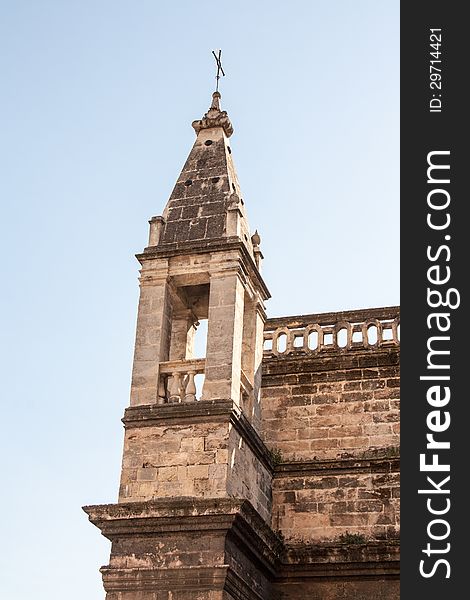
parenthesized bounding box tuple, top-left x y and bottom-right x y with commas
(151, 92, 255, 258)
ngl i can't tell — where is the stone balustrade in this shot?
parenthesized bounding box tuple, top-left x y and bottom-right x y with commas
(158, 358, 205, 403)
(263, 306, 400, 357)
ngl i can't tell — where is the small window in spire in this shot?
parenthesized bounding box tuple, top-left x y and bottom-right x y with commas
(227, 146, 232, 154)
(204, 140, 213, 146)
(185, 179, 193, 186)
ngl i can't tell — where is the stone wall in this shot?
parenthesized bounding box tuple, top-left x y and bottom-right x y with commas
(273, 459, 399, 542)
(261, 308, 400, 549)
(86, 308, 400, 599)
(119, 417, 229, 501)
(262, 354, 399, 460)
(261, 308, 400, 463)
(226, 422, 272, 523)
(262, 349, 400, 543)
(119, 401, 273, 523)
(257, 308, 400, 599)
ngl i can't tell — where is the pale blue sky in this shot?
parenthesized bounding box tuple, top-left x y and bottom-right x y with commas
(0, 2, 398, 598)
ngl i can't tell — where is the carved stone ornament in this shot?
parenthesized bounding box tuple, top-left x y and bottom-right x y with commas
(192, 91, 234, 137)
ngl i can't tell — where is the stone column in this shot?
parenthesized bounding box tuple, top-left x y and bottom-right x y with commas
(148, 215, 165, 246)
(202, 270, 245, 403)
(129, 259, 171, 406)
(169, 309, 195, 361)
(252, 301, 267, 431)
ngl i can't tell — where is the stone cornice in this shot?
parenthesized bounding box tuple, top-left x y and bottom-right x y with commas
(100, 565, 230, 592)
(123, 399, 234, 427)
(101, 566, 270, 599)
(274, 455, 400, 478)
(278, 541, 400, 581)
(262, 347, 400, 382)
(84, 498, 245, 539)
(266, 307, 400, 330)
(83, 498, 282, 571)
(83, 499, 399, 587)
(137, 237, 271, 300)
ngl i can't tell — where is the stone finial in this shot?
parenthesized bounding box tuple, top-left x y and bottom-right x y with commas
(226, 193, 242, 237)
(148, 215, 165, 246)
(252, 230, 263, 270)
(251, 230, 261, 247)
(192, 92, 234, 137)
(210, 91, 221, 111)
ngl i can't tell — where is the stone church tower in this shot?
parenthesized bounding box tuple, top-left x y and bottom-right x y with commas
(84, 92, 400, 599)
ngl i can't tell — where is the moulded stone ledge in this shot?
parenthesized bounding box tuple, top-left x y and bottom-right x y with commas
(278, 540, 400, 581)
(262, 348, 400, 379)
(122, 399, 235, 427)
(100, 565, 230, 592)
(83, 497, 283, 572)
(274, 456, 400, 478)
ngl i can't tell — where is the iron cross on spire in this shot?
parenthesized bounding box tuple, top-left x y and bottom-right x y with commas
(212, 49, 225, 92)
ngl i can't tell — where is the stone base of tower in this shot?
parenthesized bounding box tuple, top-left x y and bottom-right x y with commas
(84, 496, 399, 600)
(118, 400, 273, 523)
(83, 498, 282, 600)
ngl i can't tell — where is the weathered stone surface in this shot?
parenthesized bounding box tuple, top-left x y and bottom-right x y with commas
(120, 400, 273, 523)
(261, 347, 400, 461)
(85, 92, 400, 600)
(156, 93, 253, 260)
(84, 498, 281, 600)
(272, 459, 399, 542)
